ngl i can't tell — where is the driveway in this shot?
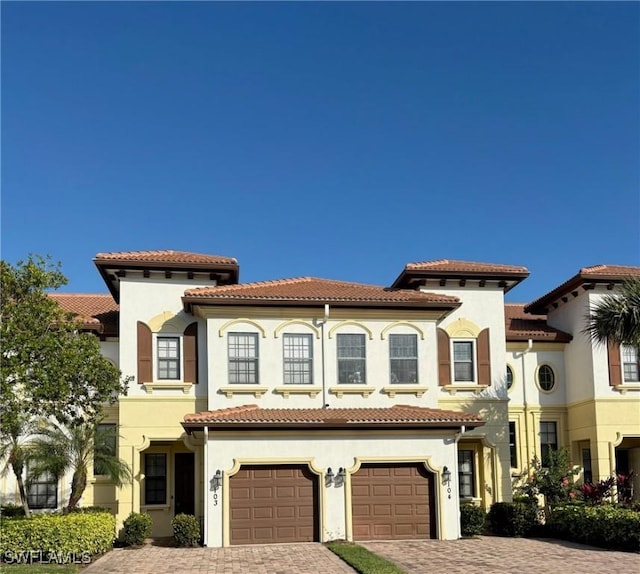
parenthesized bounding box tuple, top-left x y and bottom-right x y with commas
(83, 537, 637, 574)
(360, 537, 638, 574)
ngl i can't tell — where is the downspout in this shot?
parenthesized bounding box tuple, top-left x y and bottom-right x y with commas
(521, 339, 533, 475)
(203, 426, 208, 547)
(319, 304, 330, 407)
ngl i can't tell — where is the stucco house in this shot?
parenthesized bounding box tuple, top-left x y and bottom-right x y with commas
(2, 251, 638, 547)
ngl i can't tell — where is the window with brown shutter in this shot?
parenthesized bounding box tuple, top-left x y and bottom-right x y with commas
(137, 321, 152, 384)
(183, 322, 198, 384)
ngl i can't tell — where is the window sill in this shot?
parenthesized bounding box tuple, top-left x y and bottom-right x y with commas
(329, 385, 375, 398)
(274, 386, 322, 398)
(382, 385, 427, 398)
(219, 385, 268, 398)
(613, 383, 640, 394)
(443, 384, 488, 395)
(459, 497, 482, 505)
(141, 504, 170, 511)
(142, 382, 193, 394)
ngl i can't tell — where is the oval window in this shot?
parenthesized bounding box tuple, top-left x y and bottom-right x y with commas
(537, 365, 555, 391)
(506, 365, 514, 390)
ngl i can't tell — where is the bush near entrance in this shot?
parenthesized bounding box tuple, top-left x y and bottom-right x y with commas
(122, 512, 152, 546)
(171, 514, 200, 547)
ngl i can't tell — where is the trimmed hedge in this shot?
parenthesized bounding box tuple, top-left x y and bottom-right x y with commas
(460, 504, 485, 537)
(548, 504, 640, 552)
(122, 512, 152, 546)
(0, 512, 116, 557)
(487, 501, 539, 537)
(171, 514, 200, 547)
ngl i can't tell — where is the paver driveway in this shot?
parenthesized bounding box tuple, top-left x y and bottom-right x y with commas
(361, 537, 638, 574)
(83, 537, 637, 574)
(83, 542, 357, 574)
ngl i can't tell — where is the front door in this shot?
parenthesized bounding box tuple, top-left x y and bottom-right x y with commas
(174, 452, 195, 516)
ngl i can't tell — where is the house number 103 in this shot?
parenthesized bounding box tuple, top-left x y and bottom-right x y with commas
(213, 492, 219, 506)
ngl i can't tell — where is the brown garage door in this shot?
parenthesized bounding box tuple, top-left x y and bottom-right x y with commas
(351, 463, 436, 540)
(229, 464, 318, 545)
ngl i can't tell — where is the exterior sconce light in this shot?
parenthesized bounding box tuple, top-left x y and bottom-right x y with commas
(325, 467, 334, 488)
(442, 466, 452, 499)
(212, 469, 222, 492)
(334, 467, 346, 488)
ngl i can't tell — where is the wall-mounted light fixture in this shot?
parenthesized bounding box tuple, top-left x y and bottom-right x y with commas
(212, 469, 222, 491)
(325, 467, 334, 488)
(442, 466, 452, 499)
(334, 467, 346, 487)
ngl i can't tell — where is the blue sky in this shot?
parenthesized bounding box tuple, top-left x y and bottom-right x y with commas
(2, 1, 638, 304)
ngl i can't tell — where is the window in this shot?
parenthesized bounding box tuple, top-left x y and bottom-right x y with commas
(539, 421, 558, 467)
(582, 448, 593, 484)
(157, 337, 180, 380)
(453, 341, 475, 382)
(622, 345, 640, 382)
(27, 468, 57, 509)
(283, 334, 313, 384)
(144, 453, 167, 505)
(506, 365, 514, 390)
(228, 333, 259, 384)
(509, 422, 518, 468)
(389, 334, 418, 384)
(337, 334, 366, 384)
(94, 423, 117, 475)
(458, 450, 475, 498)
(537, 365, 555, 391)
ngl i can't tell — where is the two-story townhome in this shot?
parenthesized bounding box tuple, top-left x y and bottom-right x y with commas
(2, 251, 638, 547)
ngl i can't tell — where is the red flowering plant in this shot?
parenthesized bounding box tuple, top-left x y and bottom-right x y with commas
(616, 471, 635, 505)
(579, 476, 615, 504)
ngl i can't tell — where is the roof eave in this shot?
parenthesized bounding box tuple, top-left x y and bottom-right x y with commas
(390, 270, 529, 291)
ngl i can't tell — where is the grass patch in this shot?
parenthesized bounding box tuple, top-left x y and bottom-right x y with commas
(326, 541, 406, 574)
(0, 566, 80, 573)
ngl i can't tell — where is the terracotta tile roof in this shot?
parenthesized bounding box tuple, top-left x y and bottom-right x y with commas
(94, 250, 237, 265)
(504, 304, 572, 343)
(405, 260, 529, 274)
(525, 264, 640, 314)
(183, 404, 484, 429)
(49, 293, 119, 335)
(391, 259, 529, 291)
(182, 277, 460, 310)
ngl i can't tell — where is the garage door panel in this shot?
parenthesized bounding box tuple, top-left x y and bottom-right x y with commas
(351, 463, 436, 541)
(229, 464, 318, 545)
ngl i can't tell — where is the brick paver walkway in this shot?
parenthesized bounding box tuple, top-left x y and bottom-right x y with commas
(83, 542, 357, 574)
(82, 537, 638, 574)
(360, 537, 638, 574)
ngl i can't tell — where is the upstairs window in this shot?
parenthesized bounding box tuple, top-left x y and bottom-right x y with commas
(537, 365, 555, 391)
(389, 334, 418, 384)
(337, 334, 366, 384)
(157, 337, 180, 380)
(453, 341, 475, 382)
(283, 334, 313, 385)
(228, 333, 259, 384)
(622, 345, 640, 382)
(506, 365, 514, 390)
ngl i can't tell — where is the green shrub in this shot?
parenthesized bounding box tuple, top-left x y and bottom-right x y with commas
(488, 501, 539, 537)
(122, 512, 152, 546)
(1, 504, 26, 518)
(460, 504, 485, 537)
(548, 504, 640, 552)
(171, 514, 200, 547)
(70, 506, 113, 514)
(0, 512, 116, 557)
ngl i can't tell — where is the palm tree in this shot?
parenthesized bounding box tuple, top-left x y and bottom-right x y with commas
(584, 277, 640, 346)
(29, 420, 132, 513)
(0, 419, 35, 517)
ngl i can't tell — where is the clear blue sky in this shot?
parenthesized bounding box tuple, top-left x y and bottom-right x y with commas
(2, 1, 639, 304)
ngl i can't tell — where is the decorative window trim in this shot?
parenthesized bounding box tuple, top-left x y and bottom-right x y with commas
(380, 322, 425, 340)
(612, 383, 640, 394)
(328, 322, 373, 340)
(443, 384, 488, 395)
(219, 385, 267, 398)
(274, 385, 322, 398)
(142, 382, 193, 394)
(218, 319, 266, 338)
(535, 364, 556, 393)
(329, 385, 375, 398)
(381, 385, 426, 398)
(274, 320, 320, 339)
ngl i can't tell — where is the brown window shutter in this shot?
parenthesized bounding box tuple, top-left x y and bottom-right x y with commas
(477, 328, 491, 386)
(183, 322, 198, 384)
(607, 340, 622, 387)
(137, 321, 152, 384)
(437, 328, 451, 386)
